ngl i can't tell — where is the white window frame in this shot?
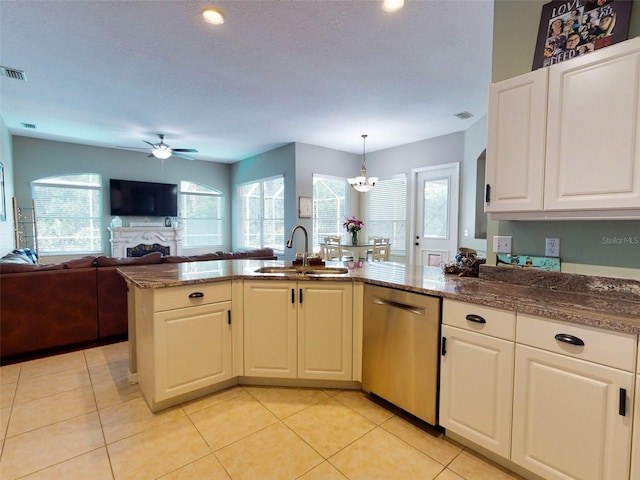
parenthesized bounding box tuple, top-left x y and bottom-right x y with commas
(312, 174, 350, 252)
(236, 175, 285, 254)
(179, 181, 224, 248)
(31, 174, 103, 255)
(366, 174, 407, 257)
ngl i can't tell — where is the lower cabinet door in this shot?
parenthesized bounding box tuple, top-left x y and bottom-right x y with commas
(298, 283, 353, 381)
(243, 281, 297, 378)
(631, 374, 640, 480)
(154, 301, 232, 402)
(439, 325, 514, 458)
(512, 344, 633, 480)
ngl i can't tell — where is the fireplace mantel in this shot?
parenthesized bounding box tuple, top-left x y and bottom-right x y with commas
(109, 227, 183, 257)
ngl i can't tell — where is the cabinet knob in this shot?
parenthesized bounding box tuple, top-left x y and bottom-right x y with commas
(188, 292, 205, 299)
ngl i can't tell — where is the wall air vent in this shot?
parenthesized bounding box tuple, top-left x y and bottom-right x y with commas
(454, 111, 473, 120)
(0, 66, 26, 81)
(21, 123, 37, 129)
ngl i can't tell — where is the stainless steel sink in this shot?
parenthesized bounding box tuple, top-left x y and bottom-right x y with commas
(254, 266, 348, 275)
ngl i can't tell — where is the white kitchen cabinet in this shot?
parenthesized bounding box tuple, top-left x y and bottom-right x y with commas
(243, 280, 353, 381)
(486, 36, 640, 218)
(243, 280, 297, 378)
(439, 299, 516, 458)
(631, 373, 640, 480)
(135, 281, 234, 411)
(485, 68, 547, 213)
(545, 38, 640, 211)
(512, 314, 636, 480)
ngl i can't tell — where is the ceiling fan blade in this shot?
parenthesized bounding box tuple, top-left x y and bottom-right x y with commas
(117, 146, 153, 150)
(172, 148, 198, 153)
(172, 152, 195, 161)
(143, 140, 156, 147)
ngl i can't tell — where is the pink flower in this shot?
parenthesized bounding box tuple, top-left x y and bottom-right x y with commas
(343, 217, 364, 232)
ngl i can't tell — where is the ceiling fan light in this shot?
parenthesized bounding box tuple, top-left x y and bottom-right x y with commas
(152, 146, 172, 159)
(382, 0, 404, 12)
(202, 7, 225, 25)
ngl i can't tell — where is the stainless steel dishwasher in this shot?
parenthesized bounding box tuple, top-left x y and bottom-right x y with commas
(362, 284, 441, 425)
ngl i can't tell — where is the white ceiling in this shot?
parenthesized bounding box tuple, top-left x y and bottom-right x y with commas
(0, 0, 494, 164)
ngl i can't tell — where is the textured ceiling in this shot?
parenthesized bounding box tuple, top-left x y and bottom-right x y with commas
(0, 0, 494, 163)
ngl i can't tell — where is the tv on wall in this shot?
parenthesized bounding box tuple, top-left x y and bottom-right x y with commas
(109, 179, 178, 217)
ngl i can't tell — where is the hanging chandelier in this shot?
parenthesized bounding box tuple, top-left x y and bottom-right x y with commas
(348, 134, 378, 193)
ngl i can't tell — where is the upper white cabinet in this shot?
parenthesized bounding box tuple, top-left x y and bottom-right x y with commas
(486, 37, 640, 218)
(486, 68, 548, 213)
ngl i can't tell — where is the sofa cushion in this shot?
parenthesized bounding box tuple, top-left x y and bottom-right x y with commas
(95, 252, 163, 267)
(63, 255, 98, 269)
(0, 251, 33, 264)
(0, 263, 65, 273)
(163, 253, 222, 263)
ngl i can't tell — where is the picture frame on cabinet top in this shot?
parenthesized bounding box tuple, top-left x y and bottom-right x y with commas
(532, 0, 632, 71)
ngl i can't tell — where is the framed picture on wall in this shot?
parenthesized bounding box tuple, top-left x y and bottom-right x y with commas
(298, 196, 312, 218)
(532, 0, 632, 71)
(0, 162, 5, 221)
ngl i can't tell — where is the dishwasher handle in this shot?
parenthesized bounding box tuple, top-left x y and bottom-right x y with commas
(372, 296, 425, 316)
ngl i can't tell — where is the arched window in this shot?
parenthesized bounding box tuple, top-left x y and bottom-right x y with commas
(180, 181, 224, 248)
(32, 174, 103, 254)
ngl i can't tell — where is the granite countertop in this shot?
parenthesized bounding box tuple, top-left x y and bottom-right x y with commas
(118, 260, 640, 334)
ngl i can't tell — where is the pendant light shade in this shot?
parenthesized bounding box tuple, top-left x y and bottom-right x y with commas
(348, 134, 378, 192)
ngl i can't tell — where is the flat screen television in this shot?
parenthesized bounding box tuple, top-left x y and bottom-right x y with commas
(109, 179, 178, 217)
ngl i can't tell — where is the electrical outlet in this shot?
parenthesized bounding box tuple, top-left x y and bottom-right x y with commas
(493, 235, 512, 254)
(545, 237, 560, 257)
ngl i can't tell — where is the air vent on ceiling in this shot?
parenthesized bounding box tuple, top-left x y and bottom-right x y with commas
(454, 111, 473, 120)
(0, 66, 26, 81)
(21, 123, 37, 129)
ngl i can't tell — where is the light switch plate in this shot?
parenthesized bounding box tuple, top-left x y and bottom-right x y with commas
(493, 235, 512, 254)
(545, 238, 560, 257)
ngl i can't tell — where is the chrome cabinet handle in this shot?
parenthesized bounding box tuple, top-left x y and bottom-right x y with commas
(188, 292, 204, 299)
(554, 333, 584, 346)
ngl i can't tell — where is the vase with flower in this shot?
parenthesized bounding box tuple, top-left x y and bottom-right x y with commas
(343, 217, 364, 245)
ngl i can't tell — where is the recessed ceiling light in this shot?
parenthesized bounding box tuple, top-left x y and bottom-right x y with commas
(382, 0, 404, 12)
(202, 7, 224, 25)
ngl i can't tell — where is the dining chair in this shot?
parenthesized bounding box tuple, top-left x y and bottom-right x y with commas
(324, 235, 354, 261)
(370, 237, 390, 261)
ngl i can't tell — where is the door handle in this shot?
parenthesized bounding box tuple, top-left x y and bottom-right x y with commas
(188, 292, 204, 299)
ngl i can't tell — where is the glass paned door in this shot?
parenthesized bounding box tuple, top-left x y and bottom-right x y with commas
(414, 163, 459, 267)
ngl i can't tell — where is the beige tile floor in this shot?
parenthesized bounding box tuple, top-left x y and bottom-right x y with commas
(0, 342, 525, 479)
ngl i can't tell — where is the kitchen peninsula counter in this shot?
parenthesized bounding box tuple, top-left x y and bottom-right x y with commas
(118, 260, 640, 334)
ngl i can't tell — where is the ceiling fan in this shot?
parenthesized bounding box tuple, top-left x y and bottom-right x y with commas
(120, 134, 198, 160)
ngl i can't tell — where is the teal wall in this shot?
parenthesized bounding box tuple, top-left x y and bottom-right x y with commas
(11, 136, 232, 257)
(492, 0, 640, 272)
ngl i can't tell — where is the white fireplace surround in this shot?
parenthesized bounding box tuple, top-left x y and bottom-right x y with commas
(109, 227, 183, 258)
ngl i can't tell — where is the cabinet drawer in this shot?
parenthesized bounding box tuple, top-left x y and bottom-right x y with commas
(443, 299, 516, 341)
(153, 282, 232, 312)
(516, 314, 636, 371)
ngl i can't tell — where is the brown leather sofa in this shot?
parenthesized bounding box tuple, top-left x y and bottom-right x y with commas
(0, 248, 275, 362)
